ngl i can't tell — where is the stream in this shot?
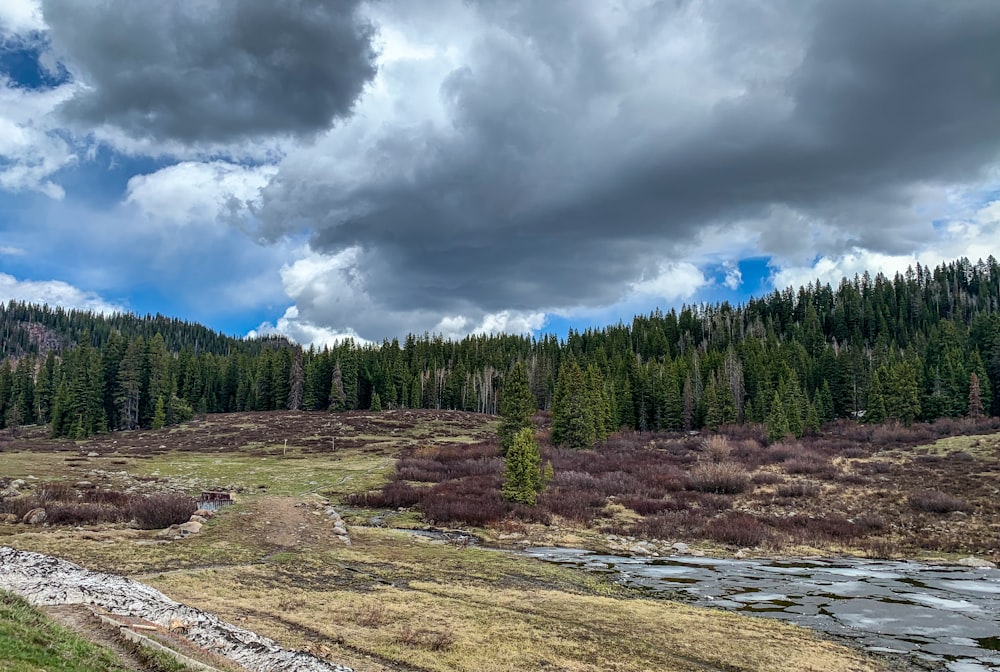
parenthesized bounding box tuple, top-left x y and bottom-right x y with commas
(524, 547, 1000, 671)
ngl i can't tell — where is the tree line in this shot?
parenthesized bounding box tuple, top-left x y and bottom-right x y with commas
(2, 256, 1000, 442)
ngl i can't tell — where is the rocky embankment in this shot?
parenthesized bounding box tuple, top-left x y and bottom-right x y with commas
(0, 547, 353, 672)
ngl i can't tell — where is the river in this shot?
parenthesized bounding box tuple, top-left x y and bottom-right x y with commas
(524, 547, 1000, 671)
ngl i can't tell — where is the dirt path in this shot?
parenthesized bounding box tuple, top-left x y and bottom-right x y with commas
(44, 605, 153, 672)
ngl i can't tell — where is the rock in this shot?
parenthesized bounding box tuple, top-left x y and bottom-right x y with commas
(629, 545, 651, 555)
(11, 479, 25, 489)
(87, 451, 99, 457)
(0, 487, 20, 498)
(957, 556, 997, 569)
(189, 515, 207, 524)
(734, 550, 746, 559)
(157, 525, 179, 538)
(74, 481, 95, 490)
(23, 508, 47, 525)
(671, 542, 689, 554)
(176, 521, 202, 536)
(2, 513, 20, 524)
(333, 525, 348, 536)
(192, 509, 215, 519)
(690, 550, 706, 557)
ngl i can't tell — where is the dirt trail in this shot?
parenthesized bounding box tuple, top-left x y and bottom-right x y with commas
(44, 604, 153, 671)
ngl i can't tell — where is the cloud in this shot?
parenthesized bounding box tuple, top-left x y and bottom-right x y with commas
(0, 246, 26, 256)
(722, 261, 743, 291)
(42, 0, 378, 147)
(0, 0, 43, 35)
(124, 161, 277, 226)
(242, 0, 1000, 339)
(772, 198, 1000, 290)
(0, 272, 123, 313)
(0, 76, 77, 197)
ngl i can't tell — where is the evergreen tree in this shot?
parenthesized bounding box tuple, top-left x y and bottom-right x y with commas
(968, 372, 984, 418)
(552, 358, 595, 449)
(152, 396, 166, 429)
(767, 391, 789, 443)
(499, 362, 535, 452)
(370, 391, 382, 411)
(329, 363, 347, 412)
(501, 427, 542, 506)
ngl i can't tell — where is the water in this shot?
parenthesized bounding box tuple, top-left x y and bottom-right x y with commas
(525, 547, 1000, 671)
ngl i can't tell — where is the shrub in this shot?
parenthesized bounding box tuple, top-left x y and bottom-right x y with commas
(705, 513, 770, 547)
(129, 493, 197, 529)
(750, 471, 782, 485)
(908, 489, 970, 514)
(703, 436, 731, 463)
(420, 476, 505, 526)
(38, 482, 76, 503)
(619, 496, 672, 515)
(346, 481, 422, 509)
(687, 463, 750, 494)
(0, 496, 42, 519)
(783, 455, 838, 479)
(81, 489, 132, 508)
(44, 503, 125, 526)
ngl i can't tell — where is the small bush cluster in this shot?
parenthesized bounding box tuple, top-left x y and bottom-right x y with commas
(705, 513, 770, 547)
(1, 485, 195, 529)
(687, 463, 750, 494)
(775, 481, 819, 498)
(907, 489, 970, 514)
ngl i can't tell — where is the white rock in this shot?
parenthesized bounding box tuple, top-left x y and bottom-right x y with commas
(957, 556, 997, 569)
(671, 542, 689, 553)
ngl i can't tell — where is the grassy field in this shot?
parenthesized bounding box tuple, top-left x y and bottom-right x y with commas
(0, 409, 942, 671)
(0, 590, 129, 672)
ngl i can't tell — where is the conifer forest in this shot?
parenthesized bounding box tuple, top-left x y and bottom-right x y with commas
(2, 257, 999, 444)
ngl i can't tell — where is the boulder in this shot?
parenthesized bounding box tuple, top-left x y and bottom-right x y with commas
(0, 486, 20, 498)
(192, 509, 215, 519)
(671, 542, 689, 554)
(176, 521, 202, 536)
(189, 515, 208, 524)
(23, 508, 47, 525)
(958, 556, 997, 569)
(74, 481, 95, 490)
(1, 513, 20, 524)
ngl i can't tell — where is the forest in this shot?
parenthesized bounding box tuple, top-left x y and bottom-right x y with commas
(1, 256, 999, 442)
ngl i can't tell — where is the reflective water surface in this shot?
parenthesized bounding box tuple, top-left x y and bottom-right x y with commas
(525, 548, 1000, 671)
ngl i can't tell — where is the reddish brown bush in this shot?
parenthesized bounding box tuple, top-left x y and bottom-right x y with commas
(129, 493, 197, 529)
(44, 503, 125, 525)
(346, 481, 422, 509)
(420, 475, 505, 526)
(750, 471, 783, 485)
(619, 496, 672, 515)
(687, 462, 750, 494)
(706, 513, 770, 547)
(908, 489, 970, 514)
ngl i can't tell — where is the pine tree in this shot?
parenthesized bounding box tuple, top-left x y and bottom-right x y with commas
(502, 427, 542, 506)
(370, 391, 382, 411)
(329, 363, 347, 412)
(552, 358, 595, 449)
(499, 362, 535, 453)
(968, 371, 984, 418)
(767, 391, 789, 443)
(152, 396, 166, 429)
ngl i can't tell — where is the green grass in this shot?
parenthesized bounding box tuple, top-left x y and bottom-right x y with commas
(0, 590, 129, 672)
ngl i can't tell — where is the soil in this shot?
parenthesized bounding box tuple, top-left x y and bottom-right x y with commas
(44, 604, 153, 672)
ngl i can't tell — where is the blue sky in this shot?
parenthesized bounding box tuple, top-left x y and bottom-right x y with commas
(2, 1, 1000, 344)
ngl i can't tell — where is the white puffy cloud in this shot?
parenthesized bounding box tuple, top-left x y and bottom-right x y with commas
(722, 261, 743, 290)
(0, 80, 77, 198)
(0, 0, 44, 35)
(771, 199, 1000, 290)
(0, 272, 122, 313)
(629, 262, 708, 302)
(0, 246, 26, 256)
(124, 161, 277, 226)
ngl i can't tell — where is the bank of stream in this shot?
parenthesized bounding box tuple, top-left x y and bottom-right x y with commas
(525, 547, 1000, 672)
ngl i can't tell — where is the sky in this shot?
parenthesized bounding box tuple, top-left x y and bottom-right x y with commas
(1, 0, 1000, 346)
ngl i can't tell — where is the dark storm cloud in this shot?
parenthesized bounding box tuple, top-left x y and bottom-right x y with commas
(42, 0, 377, 144)
(259, 0, 1000, 321)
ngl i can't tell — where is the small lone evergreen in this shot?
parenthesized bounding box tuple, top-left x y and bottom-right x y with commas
(502, 427, 542, 506)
